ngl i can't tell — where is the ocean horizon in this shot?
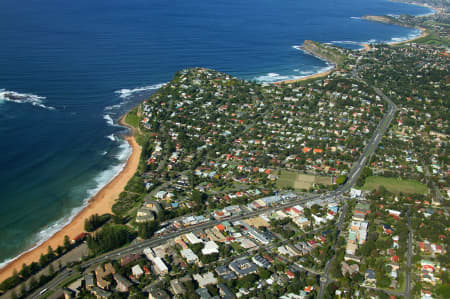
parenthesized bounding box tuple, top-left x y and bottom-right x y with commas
(0, 0, 432, 268)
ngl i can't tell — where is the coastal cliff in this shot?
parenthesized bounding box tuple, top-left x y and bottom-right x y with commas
(301, 40, 345, 67)
(362, 15, 400, 25)
(361, 15, 419, 31)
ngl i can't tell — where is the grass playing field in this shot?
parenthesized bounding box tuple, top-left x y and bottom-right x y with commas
(362, 176, 428, 194)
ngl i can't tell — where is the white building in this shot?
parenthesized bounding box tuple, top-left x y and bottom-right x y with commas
(151, 257, 168, 275)
(184, 232, 202, 244)
(131, 264, 144, 278)
(193, 272, 217, 288)
(202, 241, 219, 255)
(180, 248, 199, 264)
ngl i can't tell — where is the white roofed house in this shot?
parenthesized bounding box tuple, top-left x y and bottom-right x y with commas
(193, 272, 218, 288)
(180, 248, 199, 264)
(152, 256, 169, 275)
(135, 206, 155, 223)
(131, 264, 144, 278)
(202, 241, 219, 255)
(143, 247, 155, 260)
(155, 191, 167, 199)
(184, 232, 203, 244)
(311, 214, 326, 225)
(143, 248, 169, 275)
(293, 217, 310, 229)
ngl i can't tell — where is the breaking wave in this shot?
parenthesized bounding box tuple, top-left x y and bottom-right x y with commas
(255, 73, 290, 83)
(103, 114, 116, 127)
(0, 138, 132, 270)
(106, 134, 116, 142)
(0, 89, 55, 110)
(114, 82, 166, 99)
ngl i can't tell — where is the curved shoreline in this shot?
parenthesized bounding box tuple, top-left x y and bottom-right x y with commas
(0, 121, 142, 283)
(0, 1, 437, 284)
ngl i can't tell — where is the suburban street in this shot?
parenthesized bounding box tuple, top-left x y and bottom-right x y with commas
(26, 67, 401, 299)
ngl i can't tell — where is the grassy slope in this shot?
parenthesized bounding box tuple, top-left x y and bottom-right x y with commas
(124, 107, 140, 128)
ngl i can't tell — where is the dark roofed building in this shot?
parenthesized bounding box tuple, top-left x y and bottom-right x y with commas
(113, 273, 133, 292)
(218, 283, 235, 299)
(120, 253, 141, 266)
(229, 258, 257, 277)
(196, 288, 212, 299)
(148, 287, 170, 299)
(216, 265, 237, 280)
(91, 286, 112, 299)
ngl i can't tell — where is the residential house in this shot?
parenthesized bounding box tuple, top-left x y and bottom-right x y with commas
(195, 288, 212, 299)
(215, 265, 237, 280)
(229, 258, 258, 277)
(202, 241, 219, 255)
(148, 288, 170, 299)
(132, 264, 144, 278)
(90, 286, 112, 299)
(365, 269, 376, 285)
(193, 272, 217, 288)
(113, 273, 133, 292)
(170, 279, 187, 296)
(218, 283, 235, 299)
(180, 248, 199, 264)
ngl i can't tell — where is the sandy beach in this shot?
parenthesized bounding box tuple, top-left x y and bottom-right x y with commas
(390, 26, 428, 45)
(275, 69, 334, 85)
(0, 120, 142, 283)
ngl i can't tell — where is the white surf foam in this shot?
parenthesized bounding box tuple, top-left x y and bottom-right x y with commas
(387, 14, 399, 18)
(0, 89, 55, 110)
(0, 139, 132, 270)
(416, 8, 436, 17)
(330, 40, 362, 45)
(106, 134, 116, 142)
(103, 114, 115, 126)
(255, 73, 291, 83)
(114, 82, 166, 99)
(350, 16, 361, 20)
(104, 103, 123, 111)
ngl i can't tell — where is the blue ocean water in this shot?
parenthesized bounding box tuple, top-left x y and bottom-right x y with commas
(0, 0, 431, 266)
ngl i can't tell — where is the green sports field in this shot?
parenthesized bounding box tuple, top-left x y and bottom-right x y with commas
(362, 176, 428, 194)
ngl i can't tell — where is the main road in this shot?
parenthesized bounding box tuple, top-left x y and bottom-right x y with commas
(316, 68, 397, 298)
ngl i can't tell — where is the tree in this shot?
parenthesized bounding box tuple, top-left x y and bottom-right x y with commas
(258, 268, 271, 280)
(19, 283, 27, 297)
(47, 246, 55, 260)
(39, 253, 47, 268)
(20, 263, 31, 279)
(56, 245, 64, 256)
(87, 225, 132, 255)
(137, 221, 159, 239)
(63, 235, 71, 250)
(84, 214, 110, 232)
(48, 263, 55, 276)
(28, 276, 38, 290)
